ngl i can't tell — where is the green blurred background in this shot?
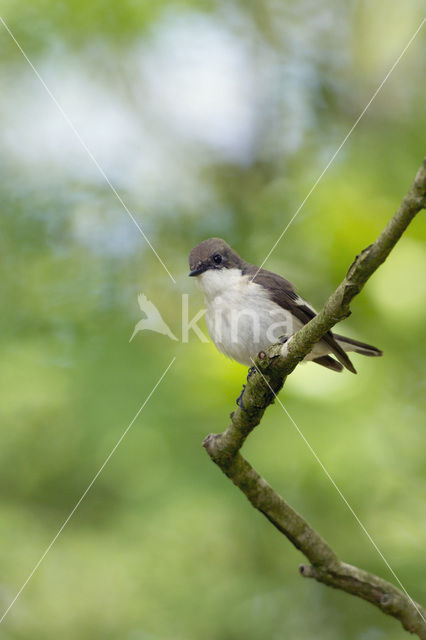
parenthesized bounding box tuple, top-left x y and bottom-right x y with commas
(0, 1, 425, 638)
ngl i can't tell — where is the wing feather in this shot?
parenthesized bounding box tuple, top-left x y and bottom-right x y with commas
(243, 263, 356, 373)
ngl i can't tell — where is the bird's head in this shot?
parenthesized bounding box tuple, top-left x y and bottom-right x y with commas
(188, 238, 242, 277)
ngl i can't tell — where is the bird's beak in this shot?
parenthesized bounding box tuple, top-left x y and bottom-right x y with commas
(188, 266, 205, 277)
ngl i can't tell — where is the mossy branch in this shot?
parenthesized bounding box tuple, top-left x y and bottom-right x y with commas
(203, 158, 426, 637)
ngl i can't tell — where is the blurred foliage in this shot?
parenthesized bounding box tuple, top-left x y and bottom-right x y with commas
(0, 1, 425, 639)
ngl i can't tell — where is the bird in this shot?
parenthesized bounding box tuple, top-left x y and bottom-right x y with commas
(129, 294, 178, 342)
(188, 238, 382, 380)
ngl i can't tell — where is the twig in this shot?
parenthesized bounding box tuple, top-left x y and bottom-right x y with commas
(203, 158, 426, 637)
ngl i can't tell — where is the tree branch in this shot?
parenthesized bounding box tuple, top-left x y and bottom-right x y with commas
(203, 158, 426, 637)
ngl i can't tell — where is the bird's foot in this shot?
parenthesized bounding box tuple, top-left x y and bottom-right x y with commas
(236, 384, 247, 411)
(247, 366, 256, 381)
(278, 335, 290, 344)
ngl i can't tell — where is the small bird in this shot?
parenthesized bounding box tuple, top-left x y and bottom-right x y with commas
(129, 294, 178, 342)
(188, 238, 382, 379)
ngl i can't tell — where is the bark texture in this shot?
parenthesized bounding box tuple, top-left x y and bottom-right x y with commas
(203, 158, 426, 637)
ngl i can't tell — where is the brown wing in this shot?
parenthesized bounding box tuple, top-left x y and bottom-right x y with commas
(243, 263, 356, 373)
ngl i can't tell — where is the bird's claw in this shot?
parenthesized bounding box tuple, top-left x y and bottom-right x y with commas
(247, 366, 256, 381)
(236, 384, 247, 411)
(236, 366, 258, 411)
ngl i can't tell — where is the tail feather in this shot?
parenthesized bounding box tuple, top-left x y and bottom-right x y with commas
(323, 334, 357, 373)
(313, 356, 344, 372)
(333, 333, 383, 357)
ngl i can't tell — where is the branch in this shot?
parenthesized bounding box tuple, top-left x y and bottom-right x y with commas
(203, 158, 426, 637)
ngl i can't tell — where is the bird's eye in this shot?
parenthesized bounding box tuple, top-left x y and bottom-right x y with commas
(213, 253, 222, 265)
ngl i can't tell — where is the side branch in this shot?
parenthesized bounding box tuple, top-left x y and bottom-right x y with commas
(203, 158, 426, 637)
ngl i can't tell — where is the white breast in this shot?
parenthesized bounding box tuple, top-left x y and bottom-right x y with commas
(197, 268, 302, 366)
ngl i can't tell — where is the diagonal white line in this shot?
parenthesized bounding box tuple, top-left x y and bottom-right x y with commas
(250, 358, 426, 623)
(0, 16, 176, 284)
(253, 17, 426, 279)
(0, 356, 176, 625)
